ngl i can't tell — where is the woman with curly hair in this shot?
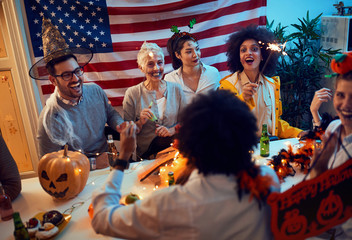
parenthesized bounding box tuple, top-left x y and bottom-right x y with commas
(220, 25, 302, 139)
(165, 31, 220, 104)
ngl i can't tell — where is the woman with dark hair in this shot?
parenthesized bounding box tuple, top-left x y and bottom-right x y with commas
(123, 42, 186, 159)
(92, 90, 280, 239)
(220, 25, 302, 139)
(165, 32, 220, 104)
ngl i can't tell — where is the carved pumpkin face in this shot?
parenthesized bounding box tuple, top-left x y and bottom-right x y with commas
(281, 209, 307, 236)
(38, 145, 90, 200)
(317, 190, 343, 225)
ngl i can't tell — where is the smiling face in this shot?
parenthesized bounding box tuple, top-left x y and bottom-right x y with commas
(49, 57, 84, 101)
(239, 39, 262, 74)
(175, 40, 201, 68)
(334, 78, 352, 130)
(141, 52, 165, 82)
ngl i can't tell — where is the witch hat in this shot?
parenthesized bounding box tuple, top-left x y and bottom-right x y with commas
(29, 18, 93, 80)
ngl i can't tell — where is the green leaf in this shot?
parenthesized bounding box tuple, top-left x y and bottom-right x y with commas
(333, 53, 347, 62)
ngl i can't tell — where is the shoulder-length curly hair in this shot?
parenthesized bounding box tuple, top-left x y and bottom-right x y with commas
(176, 90, 258, 176)
(226, 25, 279, 76)
(167, 32, 197, 70)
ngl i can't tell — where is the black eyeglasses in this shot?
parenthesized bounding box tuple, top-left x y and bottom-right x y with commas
(54, 67, 84, 81)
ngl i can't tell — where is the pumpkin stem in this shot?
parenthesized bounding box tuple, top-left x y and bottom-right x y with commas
(63, 144, 68, 157)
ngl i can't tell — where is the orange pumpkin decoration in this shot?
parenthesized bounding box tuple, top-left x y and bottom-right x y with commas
(330, 52, 352, 74)
(88, 203, 94, 220)
(38, 145, 90, 200)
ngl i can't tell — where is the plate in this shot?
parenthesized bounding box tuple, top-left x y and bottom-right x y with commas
(30, 212, 71, 240)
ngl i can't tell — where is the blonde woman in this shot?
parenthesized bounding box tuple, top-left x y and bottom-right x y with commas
(123, 42, 186, 159)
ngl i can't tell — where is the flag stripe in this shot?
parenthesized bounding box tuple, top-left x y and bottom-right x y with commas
(25, 0, 267, 106)
(109, 1, 265, 34)
(107, 0, 217, 15)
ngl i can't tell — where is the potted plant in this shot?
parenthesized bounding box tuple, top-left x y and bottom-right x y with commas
(267, 11, 340, 129)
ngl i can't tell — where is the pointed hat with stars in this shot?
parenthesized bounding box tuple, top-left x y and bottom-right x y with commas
(29, 17, 93, 80)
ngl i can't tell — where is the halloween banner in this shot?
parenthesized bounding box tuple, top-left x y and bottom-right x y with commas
(267, 159, 352, 240)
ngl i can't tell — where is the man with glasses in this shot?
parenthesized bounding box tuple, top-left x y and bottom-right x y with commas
(30, 18, 124, 168)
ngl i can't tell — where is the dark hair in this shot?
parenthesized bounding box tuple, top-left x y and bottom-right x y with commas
(167, 32, 197, 70)
(226, 25, 279, 76)
(336, 71, 352, 87)
(177, 90, 258, 176)
(46, 54, 78, 76)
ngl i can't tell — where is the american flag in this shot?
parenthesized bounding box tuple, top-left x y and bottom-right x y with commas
(24, 0, 267, 106)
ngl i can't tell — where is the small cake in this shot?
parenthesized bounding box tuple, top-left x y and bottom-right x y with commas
(26, 217, 41, 237)
(35, 222, 59, 239)
(42, 210, 64, 226)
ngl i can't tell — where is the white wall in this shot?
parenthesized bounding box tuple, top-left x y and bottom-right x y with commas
(267, 0, 352, 116)
(267, 0, 352, 34)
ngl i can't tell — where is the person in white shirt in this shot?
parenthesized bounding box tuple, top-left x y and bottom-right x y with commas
(164, 31, 220, 104)
(91, 90, 280, 240)
(309, 52, 352, 240)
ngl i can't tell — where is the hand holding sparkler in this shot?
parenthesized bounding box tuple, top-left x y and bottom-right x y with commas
(242, 82, 258, 101)
(139, 101, 158, 125)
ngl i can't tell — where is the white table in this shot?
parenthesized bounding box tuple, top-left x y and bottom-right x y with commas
(1, 138, 307, 239)
(0, 160, 156, 240)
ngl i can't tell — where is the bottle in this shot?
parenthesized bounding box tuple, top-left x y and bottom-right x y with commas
(0, 182, 14, 221)
(13, 212, 30, 240)
(168, 171, 175, 186)
(107, 135, 118, 170)
(260, 124, 270, 157)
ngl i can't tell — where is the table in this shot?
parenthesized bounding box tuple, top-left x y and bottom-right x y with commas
(0, 138, 307, 239)
(0, 160, 157, 240)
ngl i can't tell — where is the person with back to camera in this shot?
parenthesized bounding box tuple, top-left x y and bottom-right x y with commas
(91, 90, 280, 240)
(123, 42, 186, 159)
(164, 22, 220, 104)
(219, 25, 303, 139)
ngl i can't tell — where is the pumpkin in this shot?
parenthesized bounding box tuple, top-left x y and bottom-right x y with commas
(38, 145, 90, 200)
(280, 209, 307, 236)
(317, 190, 343, 225)
(331, 52, 352, 74)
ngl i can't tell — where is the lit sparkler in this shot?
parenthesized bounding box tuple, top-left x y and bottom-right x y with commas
(256, 42, 287, 83)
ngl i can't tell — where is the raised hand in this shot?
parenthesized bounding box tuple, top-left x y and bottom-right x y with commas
(310, 88, 332, 125)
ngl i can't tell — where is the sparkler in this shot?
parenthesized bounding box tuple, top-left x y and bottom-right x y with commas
(256, 42, 287, 84)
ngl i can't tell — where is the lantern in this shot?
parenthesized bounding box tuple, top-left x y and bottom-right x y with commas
(38, 145, 90, 200)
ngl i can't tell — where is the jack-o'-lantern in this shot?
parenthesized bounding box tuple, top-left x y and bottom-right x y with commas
(281, 209, 307, 236)
(38, 145, 90, 200)
(317, 190, 343, 225)
(331, 52, 352, 74)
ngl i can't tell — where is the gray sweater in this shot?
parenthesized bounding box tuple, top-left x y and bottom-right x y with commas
(123, 81, 186, 156)
(37, 83, 123, 158)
